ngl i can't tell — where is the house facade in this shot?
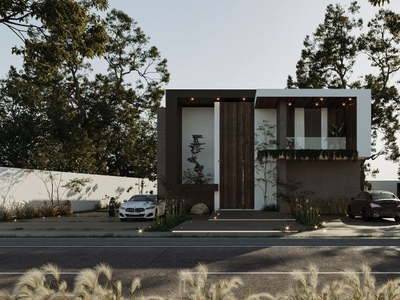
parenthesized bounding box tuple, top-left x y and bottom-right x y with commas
(157, 89, 371, 212)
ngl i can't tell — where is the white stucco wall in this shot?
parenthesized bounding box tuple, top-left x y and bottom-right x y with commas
(182, 107, 214, 180)
(254, 109, 277, 210)
(0, 167, 156, 211)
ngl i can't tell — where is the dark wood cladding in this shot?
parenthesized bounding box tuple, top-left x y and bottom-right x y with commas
(286, 106, 294, 139)
(305, 108, 322, 137)
(220, 102, 254, 209)
(328, 101, 357, 150)
(345, 101, 357, 150)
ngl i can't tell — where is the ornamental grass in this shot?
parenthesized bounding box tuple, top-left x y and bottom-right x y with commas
(2, 263, 400, 299)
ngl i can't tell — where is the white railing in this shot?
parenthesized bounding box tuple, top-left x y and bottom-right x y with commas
(286, 137, 346, 150)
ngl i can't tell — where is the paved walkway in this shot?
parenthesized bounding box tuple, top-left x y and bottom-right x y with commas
(0, 210, 400, 238)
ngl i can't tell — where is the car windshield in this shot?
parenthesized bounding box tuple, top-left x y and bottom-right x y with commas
(128, 195, 156, 202)
(371, 193, 397, 200)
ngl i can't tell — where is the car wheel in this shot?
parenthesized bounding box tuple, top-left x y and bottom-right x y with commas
(394, 216, 400, 223)
(362, 208, 370, 221)
(347, 205, 355, 218)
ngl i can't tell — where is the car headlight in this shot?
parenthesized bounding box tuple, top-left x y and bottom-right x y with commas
(120, 207, 126, 211)
(146, 206, 155, 210)
(370, 203, 381, 208)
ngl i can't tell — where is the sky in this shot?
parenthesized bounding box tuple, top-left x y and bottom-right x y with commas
(0, 0, 399, 180)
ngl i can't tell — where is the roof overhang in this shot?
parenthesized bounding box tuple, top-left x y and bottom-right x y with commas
(254, 89, 363, 109)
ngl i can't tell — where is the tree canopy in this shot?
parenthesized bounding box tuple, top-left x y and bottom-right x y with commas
(0, 1, 169, 179)
(287, 1, 400, 179)
(369, 0, 391, 6)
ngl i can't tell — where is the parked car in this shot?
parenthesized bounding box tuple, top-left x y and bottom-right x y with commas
(347, 190, 400, 221)
(119, 194, 166, 221)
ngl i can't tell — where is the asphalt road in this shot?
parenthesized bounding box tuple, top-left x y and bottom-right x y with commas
(2, 237, 400, 297)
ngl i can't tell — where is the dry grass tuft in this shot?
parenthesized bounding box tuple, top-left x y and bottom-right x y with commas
(12, 263, 72, 299)
(6, 262, 400, 299)
(174, 263, 275, 300)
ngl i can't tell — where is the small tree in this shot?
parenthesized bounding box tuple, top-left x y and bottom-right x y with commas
(33, 171, 92, 205)
(183, 135, 213, 184)
(254, 120, 277, 208)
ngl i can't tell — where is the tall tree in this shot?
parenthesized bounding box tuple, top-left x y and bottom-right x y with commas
(1, 0, 109, 80)
(369, 0, 392, 6)
(361, 9, 400, 175)
(287, 1, 400, 179)
(368, 0, 400, 35)
(287, 1, 363, 89)
(0, 8, 169, 179)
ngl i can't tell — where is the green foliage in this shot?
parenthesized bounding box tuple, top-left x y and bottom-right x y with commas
(369, 0, 392, 6)
(182, 169, 213, 184)
(255, 120, 277, 207)
(0, 201, 73, 222)
(147, 198, 188, 232)
(321, 197, 352, 215)
(275, 179, 320, 226)
(287, 1, 400, 178)
(184, 135, 213, 184)
(288, 2, 363, 89)
(1, 1, 108, 41)
(361, 10, 400, 165)
(0, 6, 169, 179)
(260, 203, 278, 212)
(257, 149, 358, 161)
(292, 198, 321, 228)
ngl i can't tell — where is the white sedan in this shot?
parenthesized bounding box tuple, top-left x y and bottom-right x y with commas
(119, 194, 166, 221)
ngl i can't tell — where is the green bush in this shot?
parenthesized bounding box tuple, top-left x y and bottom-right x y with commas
(0, 202, 71, 222)
(261, 203, 278, 212)
(292, 198, 321, 228)
(147, 198, 189, 232)
(322, 196, 351, 215)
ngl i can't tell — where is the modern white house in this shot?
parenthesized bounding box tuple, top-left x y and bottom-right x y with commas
(157, 89, 371, 212)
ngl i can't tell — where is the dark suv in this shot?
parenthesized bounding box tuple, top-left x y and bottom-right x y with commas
(347, 190, 400, 221)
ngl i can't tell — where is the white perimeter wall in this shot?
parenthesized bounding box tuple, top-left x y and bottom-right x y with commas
(0, 167, 156, 211)
(254, 109, 277, 210)
(369, 180, 399, 196)
(182, 108, 214, 178)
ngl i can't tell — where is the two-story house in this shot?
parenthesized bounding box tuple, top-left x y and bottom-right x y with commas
(157, 89, 371, 213)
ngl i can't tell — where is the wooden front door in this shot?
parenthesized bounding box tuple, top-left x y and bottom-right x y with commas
(219, 101, 254, 209)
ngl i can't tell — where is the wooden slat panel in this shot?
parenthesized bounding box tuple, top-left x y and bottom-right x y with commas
(346, 102, 357, 150)
(328, 104, 357, 151)
(220, 102, 254, 209)
(305, 108, 321, 137)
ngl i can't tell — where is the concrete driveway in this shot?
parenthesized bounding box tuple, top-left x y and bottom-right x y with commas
(1, 211, 400, 238)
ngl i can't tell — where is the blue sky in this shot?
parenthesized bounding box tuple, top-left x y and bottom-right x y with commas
(0, 0, 399, 180)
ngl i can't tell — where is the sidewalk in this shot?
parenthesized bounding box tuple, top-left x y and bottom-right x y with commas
(0, 211, 400, 238)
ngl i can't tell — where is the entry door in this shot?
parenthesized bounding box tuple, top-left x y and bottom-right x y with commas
(219, 102, 254, 209)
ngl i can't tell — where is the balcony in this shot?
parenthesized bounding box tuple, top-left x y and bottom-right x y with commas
(286, 137, 346, 150)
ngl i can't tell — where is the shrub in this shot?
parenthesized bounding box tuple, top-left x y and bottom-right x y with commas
(147, 198, 189, 232)
(0, 201, 76, 222)
(292, 198, 321, 228)
(323, 196, 351, 215)
(261, 203, 278, 212)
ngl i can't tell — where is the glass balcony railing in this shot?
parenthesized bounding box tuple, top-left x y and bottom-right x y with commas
(286, 137, 346, 150)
